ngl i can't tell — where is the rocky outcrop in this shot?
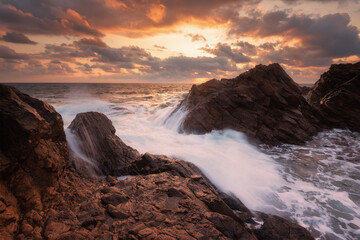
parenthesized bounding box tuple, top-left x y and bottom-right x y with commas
(0, 83, 314, 239)
(171, 63, 324, 145)
(68, 112, 140, 176)
(308, 62, 360, 131)
(0, 84, 68, 239)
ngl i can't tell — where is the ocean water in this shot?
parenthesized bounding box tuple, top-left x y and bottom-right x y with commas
(9, 83, 360, 240)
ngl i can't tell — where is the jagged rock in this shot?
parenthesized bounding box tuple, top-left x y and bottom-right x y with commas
(0, 83, 68, 238)
(68, 112, 140, 176)
(170, 63, 324, 145)
(308, 62, 360, 131)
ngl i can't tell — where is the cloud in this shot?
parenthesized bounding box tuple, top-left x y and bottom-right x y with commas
(186, 33, 207, 42)
(0, 40, 240, 81)
(153, 45, 167, 50)
(202, 43, 251, 63)
(0, 32, 37, 44)
(0, 0, 258, 37)
(227, 10, 360, 67)
(259, 45, 334, 67)
(0, 2, 103, 37)
(146, 3, 167, 23)
(74, 38, 108, 48)
(235, 41, 257, 56)
(0, 45, 28, 59)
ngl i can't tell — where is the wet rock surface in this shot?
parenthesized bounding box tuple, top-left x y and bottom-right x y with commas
(308, 62, 360, 132)
(0, 83, 314, 240)
(171, 63, 324, 145)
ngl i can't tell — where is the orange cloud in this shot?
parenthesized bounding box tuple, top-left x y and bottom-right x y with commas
(146, 3, 167, 23)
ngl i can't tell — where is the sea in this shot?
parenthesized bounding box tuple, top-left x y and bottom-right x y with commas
(8, 83, 360, 240)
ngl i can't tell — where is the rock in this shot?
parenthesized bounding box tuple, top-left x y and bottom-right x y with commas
(68, 112, 140, 176)
(170, 63, 324, 145)
(300, 86, 312, 97)
(254, 212, 314, 240)
(0, 83, 68, 238)
(308, 62, 360, 131)
(109, 172, 256, 240)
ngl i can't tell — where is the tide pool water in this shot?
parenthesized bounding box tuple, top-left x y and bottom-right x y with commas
(10, 83, 360, 240)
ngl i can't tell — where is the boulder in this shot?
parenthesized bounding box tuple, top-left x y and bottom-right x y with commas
(67, 112, 140, 176)
(308, 62, 360, 131)
(170, 63, 324, 145)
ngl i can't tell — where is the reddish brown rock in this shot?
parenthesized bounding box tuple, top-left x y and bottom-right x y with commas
(170, 63, 324, 145)
(308, 62, 360, 131)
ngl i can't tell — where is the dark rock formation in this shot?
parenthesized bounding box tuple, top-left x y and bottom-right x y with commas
(308, 62, 360, 131)
(253, 212, 314, 240)
(171, 63, 324, 145)
(0, 83, 314, 240)
(0, 84, 68, 239)
(300, 86, 312, 97)
(68, 112, 140, 176)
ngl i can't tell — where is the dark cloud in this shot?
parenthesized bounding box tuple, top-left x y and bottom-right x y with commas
(186, 33, 207, 42)
(0, 45, 28, 59)
(259, 46, 333, 67)
(0, 32, 37, 44)
(90, 46, 153, 63)
(43, 43, 93, 60)
(259, 42, 279, 51)
(202, 43, 251, 63)
(47, 60, 75, 74)
(227, 10, 360, 65)
(74, 38, 108, 48)
(0, 2, 103, 37)
(235, 41, 257, 56)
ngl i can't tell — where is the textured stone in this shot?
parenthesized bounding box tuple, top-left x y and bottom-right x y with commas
(170, 63, 324, 145)
(308, 62, 360, 131)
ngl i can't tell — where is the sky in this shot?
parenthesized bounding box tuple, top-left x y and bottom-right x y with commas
(0, 0, 359, 83)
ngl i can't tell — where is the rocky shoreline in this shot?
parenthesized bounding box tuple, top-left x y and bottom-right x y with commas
(0, 84, 314, 239)
(1, 61, 359, 239)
